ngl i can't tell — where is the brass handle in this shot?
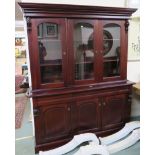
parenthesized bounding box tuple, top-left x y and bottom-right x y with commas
(63, 52, 66, 55)
(99, 103, 101, 106)
(95, 51, 98, 54)
(67, 107, 71, 111)
(103, 102, 106, 106)
(100, 50, 103, 54)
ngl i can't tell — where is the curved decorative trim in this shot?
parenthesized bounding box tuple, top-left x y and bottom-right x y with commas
(74, 144, 109, 155)
(39, 133, 99, 155)
(107, 128, 140, 154)
(99, 121, 140, 145)
(75, 128, 140, 155)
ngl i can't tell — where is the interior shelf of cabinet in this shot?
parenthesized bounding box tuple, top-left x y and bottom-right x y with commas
(104, 56, 118, 62)
(104, 59, 118, 63)
(40, 63, 62, 67)
(104, 39, 120, 41)
(75, 61, 93, 65)
(38, 38, 61, 41)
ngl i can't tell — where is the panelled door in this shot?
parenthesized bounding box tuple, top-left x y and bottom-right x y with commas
(34, 102, 71, 144)
(101, 94, 127, 130)
(67, 19, 127, 85)
(98, 20, 127, 82)
(30, 18, 68, 89)
(74, 97, 101, 133)
(67, 19, 100, 85)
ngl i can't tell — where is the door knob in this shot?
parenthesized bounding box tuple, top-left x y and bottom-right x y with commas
(103, 102, 106, 106)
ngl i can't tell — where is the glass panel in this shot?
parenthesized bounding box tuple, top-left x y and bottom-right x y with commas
(37, 23, 63, 84)
(103, 24, 120, 77)
(74, 23, 94, 80)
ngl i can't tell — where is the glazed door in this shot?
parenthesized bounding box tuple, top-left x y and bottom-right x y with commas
(31, 18, 68, 89)
(97, 20, 127, 82)
(34, 102, 70, 144)
(67, 19, 100, 85)
(73, 97, 101, 133)
(101, 94, 127, 129)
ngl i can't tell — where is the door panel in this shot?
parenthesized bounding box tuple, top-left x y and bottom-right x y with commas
(98, 20, 125, 82)
(75, 97, 101, 133)
(67, 19, 99, 85)
(34, 102, 70, 144)
(102, 94, 127, 129)
(31, 18, 67, 88)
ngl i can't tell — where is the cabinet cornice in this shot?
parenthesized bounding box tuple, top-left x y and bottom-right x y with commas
(19, 3, 137, 19)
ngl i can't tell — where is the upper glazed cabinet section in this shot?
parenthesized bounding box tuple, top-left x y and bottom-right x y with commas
(19, 3, 136, 89)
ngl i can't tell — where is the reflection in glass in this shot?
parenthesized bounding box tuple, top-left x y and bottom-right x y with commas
(37, 23, 63, 83)
(103, 24, 120, 77)
(74, 23, 94, 80)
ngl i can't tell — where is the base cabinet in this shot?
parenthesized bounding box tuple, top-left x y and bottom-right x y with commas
(33, 88, 132, 152)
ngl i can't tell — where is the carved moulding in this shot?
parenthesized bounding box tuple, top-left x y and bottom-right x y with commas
(74, 144, 109, 155)
(107, 128, 140, 154)
(39, 133, 99, 155)
(99, 121, 140, 145)
(74, 128, 140, 155)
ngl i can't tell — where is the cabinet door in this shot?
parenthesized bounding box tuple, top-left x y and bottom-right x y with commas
(67, 19, 99, 85)
(97, 20, 127, 82)
(31, 18, 68, 89)
(102, 94, 127, 129)
(34, 103, 70, 144)
(74, 97, 101, 133)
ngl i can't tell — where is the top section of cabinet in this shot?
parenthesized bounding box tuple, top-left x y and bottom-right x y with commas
(19, 3, 136, 91)
(19, 3, 136, 19)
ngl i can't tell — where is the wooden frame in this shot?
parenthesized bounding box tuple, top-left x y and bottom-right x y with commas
(44, 23, 58, 38)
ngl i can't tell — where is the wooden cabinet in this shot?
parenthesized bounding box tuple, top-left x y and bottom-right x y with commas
(19, 2, 136, 153)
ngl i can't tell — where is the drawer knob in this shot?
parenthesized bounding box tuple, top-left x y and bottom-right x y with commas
(63, 52, 66, 55)
(103, 102, 106, 106)
(67, 107, 71, 111)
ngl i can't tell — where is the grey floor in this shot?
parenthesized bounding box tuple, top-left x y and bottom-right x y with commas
(15, 95, 140, 155)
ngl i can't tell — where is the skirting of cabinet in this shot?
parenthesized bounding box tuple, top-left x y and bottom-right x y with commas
(35, 125, 124, 153)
